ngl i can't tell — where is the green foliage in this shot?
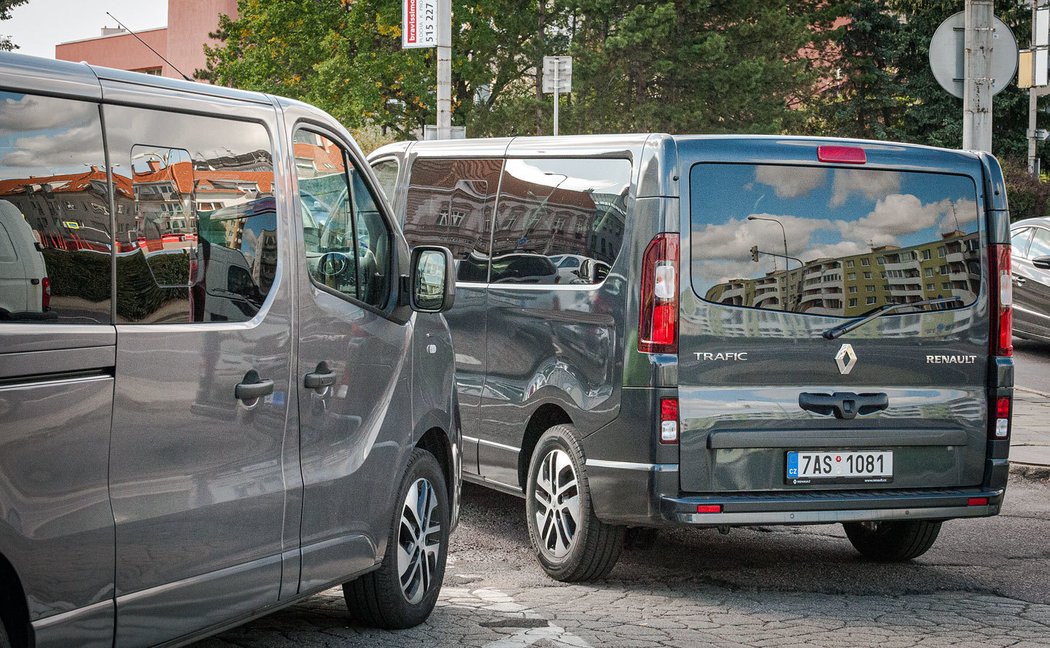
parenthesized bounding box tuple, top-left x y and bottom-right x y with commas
(1001, 158, 1050, 222)
(0, 0, 28, 51)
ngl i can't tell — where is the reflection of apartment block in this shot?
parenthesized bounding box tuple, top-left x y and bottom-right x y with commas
(706, 230, 980, 318)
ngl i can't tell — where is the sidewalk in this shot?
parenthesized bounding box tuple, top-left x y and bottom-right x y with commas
(1011, 387, 1050, 471)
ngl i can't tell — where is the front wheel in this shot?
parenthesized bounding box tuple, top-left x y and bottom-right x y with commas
(343, 448, 449, 629)
(843, 520, 942, 561)
(525, 425, 625, 581)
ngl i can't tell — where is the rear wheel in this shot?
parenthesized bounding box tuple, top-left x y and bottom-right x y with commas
(843, 520, 942, 561)
(343, 448, 449, 629)
(525, 425, 625, 581)
(0, 620, 10, 648)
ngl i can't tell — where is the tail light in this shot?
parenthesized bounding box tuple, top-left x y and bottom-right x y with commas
(41, 276, 51, 312)
(659, 397, 678, 444)
(989, 244, 1012, 357)
(638, 233, 679, 354)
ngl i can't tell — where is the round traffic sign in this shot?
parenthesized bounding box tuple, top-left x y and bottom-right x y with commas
(929, 11, 1017, 99)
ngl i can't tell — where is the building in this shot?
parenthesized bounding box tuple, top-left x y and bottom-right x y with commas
(55, 0, 237, 80)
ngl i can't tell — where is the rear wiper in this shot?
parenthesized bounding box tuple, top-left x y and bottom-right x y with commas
(821, 296, 963, 340)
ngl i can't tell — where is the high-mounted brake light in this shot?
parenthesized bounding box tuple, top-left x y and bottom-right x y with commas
(659, 397, 679, 444)
(638, 233, 679, 354)
(817, 145, 867, 164)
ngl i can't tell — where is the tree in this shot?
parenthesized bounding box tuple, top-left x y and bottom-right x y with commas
(0, 0, 28, 51)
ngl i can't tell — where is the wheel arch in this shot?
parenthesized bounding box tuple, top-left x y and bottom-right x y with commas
(0, 550, 31, 648)
(517, 403, 574, 491)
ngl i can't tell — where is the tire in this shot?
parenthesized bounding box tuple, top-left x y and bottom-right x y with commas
(843, 520, 942, 561)
(343, 448, 449, 629)
(525, 424, 625, 581)
(0, 620, 10, 648)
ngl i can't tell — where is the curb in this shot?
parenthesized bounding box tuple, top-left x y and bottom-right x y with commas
(1015, 386, 1050, 399)
(1009, 463, 1050, 481)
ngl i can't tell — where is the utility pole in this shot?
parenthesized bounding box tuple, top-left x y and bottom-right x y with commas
(1027, 1, 1050, 175)
(436, 0, 452, 140)
(963, 0, 994, 152)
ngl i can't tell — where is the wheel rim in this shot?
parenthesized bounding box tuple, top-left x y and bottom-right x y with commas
(397, 477, 442, 604)
(533, 448, 581, 559)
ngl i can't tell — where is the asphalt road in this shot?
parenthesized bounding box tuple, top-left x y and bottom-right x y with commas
(1014, 337, 1050, 393)
(198, 475, 1050, 648)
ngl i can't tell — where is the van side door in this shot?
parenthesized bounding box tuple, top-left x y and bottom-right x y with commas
(290, 125, 412, 590)
(102, 101, 293, 645)
(0, 88, 116, 648)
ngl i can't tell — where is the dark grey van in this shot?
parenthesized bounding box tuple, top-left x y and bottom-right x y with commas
(371, 135, 1013, 581)
(0, 53, 460, 647)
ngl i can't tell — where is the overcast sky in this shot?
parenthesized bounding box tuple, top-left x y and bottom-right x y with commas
(2, 0, 168, 60)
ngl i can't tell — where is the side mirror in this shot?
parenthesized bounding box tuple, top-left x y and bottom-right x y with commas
(1032, 255, 1050, 270)
(410, 246, 456, 313)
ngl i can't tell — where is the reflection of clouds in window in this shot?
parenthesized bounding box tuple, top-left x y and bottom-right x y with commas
(835, 194, 977, 247)
(830, 169, 901, 207)
(692, 213, 825, 260)
(0, 93, 97, 134)
(505, 158, 627, 193)
(1, 123, 103, 172)
(754, 166, 826, 198)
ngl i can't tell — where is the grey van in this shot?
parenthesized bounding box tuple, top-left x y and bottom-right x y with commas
(0, 53, 460, 647)
(371, 135, 1013, 581)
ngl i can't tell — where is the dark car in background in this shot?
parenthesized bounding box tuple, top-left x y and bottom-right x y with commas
(1011, 216, 1050, 343)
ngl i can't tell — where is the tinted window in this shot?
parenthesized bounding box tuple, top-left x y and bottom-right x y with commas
(0, 92, 111, 323)
(1029, 228, 1050, 260)
(492, 158, 629, 285)
(690, 164, 981, 317)
(1011, 228, 1032, 258)
(371, 158, 399, 201)
(403, 158, 502, 282)
(106, 105, 278, 323)
(296, 130, 391, 308)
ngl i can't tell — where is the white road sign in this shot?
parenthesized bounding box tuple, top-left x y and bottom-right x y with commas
(403, 0, 437, 49)
(542, 56, 573, 94)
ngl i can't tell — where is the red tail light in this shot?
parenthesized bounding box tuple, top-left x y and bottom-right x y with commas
(41, 276, 51, 312)
(696, 504, 723, 514)
(989, 244, 1012, 357)
(638, 233, 679, 354)
(659, 397, 678, 444)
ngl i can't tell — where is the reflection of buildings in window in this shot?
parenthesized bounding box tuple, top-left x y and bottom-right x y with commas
(704, 230, 981, 317)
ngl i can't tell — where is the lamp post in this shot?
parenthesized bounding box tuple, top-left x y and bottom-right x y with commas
(748, 215, 791, 311)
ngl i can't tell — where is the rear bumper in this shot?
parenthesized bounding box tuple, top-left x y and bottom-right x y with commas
(659, 487, 1004, 526)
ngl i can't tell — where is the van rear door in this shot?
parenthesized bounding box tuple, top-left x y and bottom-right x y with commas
(678, 138, 993, 496)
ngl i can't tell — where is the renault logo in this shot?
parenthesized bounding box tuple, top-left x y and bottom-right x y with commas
(835, 343, 858, 375)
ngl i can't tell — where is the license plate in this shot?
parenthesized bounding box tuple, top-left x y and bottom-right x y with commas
(786, 450, 893, 485)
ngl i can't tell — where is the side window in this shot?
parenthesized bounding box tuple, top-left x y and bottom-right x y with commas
(492, 158, 630, 285)
(0, 91, 111, 323)
(1011, 228, 1031, 258)
(1028, 228, 1050, 260)
(295, 129, 391, 308)
(371, 158, 399, 201)
(403, 158, 503, 282)
(106, 105, 278, 323)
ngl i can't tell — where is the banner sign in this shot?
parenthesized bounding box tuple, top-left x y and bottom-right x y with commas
(403, 0, 437, 49)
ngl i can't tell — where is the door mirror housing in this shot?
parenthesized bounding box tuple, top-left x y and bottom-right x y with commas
(410, 246, 456, 313)
(1032, 255, 1050, 270)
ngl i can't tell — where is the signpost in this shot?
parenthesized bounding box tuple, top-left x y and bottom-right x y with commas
(542, 56, 572, 136)
(403, 0, 452, 139)
(928, 7, 1017, 153)
(1025, 1, 1050, 175)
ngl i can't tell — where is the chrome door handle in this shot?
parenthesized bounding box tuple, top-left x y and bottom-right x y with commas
(1013, 275, 1026, 286)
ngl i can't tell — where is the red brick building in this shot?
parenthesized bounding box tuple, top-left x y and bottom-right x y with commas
(55, 0, 238, 80)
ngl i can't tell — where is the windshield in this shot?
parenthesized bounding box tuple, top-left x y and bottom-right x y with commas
(689, 164, 981, 317)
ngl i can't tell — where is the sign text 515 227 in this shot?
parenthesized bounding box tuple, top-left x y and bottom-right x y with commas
(403, 0, 436, 49)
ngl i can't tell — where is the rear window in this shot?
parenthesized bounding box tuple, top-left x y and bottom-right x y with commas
(689, 164, 981, 317)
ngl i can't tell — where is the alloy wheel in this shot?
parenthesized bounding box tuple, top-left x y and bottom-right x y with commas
(533, 448, 582, 559)
(397, 477, 442, 604)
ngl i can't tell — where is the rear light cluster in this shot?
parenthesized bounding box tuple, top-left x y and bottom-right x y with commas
(659, 397, 678, 444)
(638, 233, 679, 354)
(41, 276, 51, 312)
(988, 243, 1012, 440)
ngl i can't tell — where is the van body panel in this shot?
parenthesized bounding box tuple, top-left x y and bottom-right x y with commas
(677, 137, 993, 500)
(0, 53, 460, 644)
(637, 134, 679, 199)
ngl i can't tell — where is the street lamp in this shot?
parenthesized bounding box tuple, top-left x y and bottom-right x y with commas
(748, 215, 792, 311)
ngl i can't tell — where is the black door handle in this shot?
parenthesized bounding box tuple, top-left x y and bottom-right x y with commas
(235, 369, 275, 402)
(304, 361, 337, 390)
(799, 392, 888, 420)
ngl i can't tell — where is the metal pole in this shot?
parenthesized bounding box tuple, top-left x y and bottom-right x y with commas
(553, 62, 560, 136)
(963, 0, 994, 152)
(436, 0, 452, 139)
